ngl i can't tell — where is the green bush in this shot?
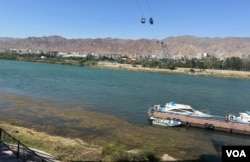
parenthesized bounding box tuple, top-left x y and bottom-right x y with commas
(101, 142, 159, 161)
(189, 68, 195, 73)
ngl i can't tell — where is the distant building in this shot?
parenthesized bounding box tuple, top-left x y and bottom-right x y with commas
(48, 51, 59, 57)
(241, 54, 250, 60)
(10, 49, 18, 54)
(197, 53, 208, 59)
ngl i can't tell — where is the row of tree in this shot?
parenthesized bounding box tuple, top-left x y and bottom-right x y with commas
(1, 53, 250, 71)
(137, 57, 250, 71)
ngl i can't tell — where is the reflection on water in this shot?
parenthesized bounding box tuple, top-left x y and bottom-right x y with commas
(1, 92, 250, 161)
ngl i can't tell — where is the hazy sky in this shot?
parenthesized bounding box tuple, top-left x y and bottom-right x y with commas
(0, 0, 249, 39)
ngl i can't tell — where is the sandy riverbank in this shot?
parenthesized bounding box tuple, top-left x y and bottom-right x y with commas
(97, 62, 250, 79)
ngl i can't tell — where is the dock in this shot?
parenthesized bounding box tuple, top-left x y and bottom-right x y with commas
(148, 111, 250, 135)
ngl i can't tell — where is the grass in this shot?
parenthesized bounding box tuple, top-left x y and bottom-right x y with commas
(0, 122, 162, 161)
(93, 141, 160, 161)
(0, 122, 103, 161)
(97, 62, 250, 79)
(0, 92, 220, 161)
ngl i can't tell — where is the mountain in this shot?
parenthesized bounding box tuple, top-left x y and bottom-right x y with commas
(1, 35, 250, 58)
(163, 36, 250, 58)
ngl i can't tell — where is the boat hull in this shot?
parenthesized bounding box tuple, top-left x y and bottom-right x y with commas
(152, 118, 181, 127)
(157, 110, 213, 118)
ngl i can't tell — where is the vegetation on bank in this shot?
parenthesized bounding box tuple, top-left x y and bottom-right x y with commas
(0, 53, 97, 66)
(0, 92, 211, 162)
(0, 122, 161, 161)
(1, 52, 250, 72)
(0, 92, 165, 161)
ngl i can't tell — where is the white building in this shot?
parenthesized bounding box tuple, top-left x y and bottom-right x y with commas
(197, 53, 208, 59)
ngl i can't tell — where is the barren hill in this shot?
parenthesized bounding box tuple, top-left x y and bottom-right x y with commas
(1, 35, 250, 58)
(164, 36, 250, 58)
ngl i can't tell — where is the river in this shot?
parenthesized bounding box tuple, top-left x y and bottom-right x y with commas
(0, 60, 250, 161)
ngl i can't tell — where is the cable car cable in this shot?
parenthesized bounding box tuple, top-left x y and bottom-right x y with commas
(136, 0, 147, 24)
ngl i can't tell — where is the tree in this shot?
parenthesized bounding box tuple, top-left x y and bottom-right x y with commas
(224, 57, 243, 70)
(205, 58, 222, 69)
(242, 60, 250, 71)
(197, 61, 206, 69)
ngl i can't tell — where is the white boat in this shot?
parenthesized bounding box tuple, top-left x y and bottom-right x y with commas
(152, 118, 181, 127)
(228, 111, 250, 124)
(153, 101, 213, 118)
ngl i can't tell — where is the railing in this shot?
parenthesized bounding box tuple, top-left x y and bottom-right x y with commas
(0, 128, 47, 162)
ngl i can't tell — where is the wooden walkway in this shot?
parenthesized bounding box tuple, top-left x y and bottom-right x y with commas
(0, 142, 60, 162)
(149, 112, 250, 135)
(0, 127, 60, 162)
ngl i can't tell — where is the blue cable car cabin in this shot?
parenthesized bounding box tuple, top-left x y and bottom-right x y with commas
(141, 17, 146, 24)
(149, 17, 153, 25)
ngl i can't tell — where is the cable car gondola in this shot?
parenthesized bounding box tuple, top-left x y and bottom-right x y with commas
(141, 17, 146, 24)
(149, 17, 153, 25)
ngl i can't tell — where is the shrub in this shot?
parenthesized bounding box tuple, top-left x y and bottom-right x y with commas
(189, 68, 195, 73)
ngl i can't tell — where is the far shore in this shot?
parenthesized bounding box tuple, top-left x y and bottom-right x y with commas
(97, 61, 250, 79)
(2, 58, 250, 80)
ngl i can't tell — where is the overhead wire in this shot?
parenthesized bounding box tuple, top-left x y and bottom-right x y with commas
(145, 0, 154, 18)
(146, 0, 162, 40)
(145, 0, 167, 53)
(146, 1, 164, 56)
(136, 0, 145, 18)
(136, 0, 167, 55)
(136, 0, 154, 37)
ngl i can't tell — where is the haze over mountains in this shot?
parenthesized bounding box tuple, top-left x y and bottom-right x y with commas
(1, 35, 250, 58)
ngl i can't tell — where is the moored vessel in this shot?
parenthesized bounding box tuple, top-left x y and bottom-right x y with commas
(151, 117, 181, 127)
(151, 101, 213, 118)
(148, 110, 250, 135)
(227, 111, 250, 124)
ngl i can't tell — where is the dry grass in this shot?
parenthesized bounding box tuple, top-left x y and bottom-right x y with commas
(0, 122, 103, 161)
(97, 62, 250, 79)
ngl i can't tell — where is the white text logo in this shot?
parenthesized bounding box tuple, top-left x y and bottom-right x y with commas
(226, 150, 246, 158)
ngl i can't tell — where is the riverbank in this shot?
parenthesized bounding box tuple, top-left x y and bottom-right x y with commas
(2, 58, 250, 79)
(0, 92, 184, 161)
(97, 62, 250, 79)
(0, 122, 102, 161)
(0, 91, 228, 162)
(0, 122, 179, 161)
